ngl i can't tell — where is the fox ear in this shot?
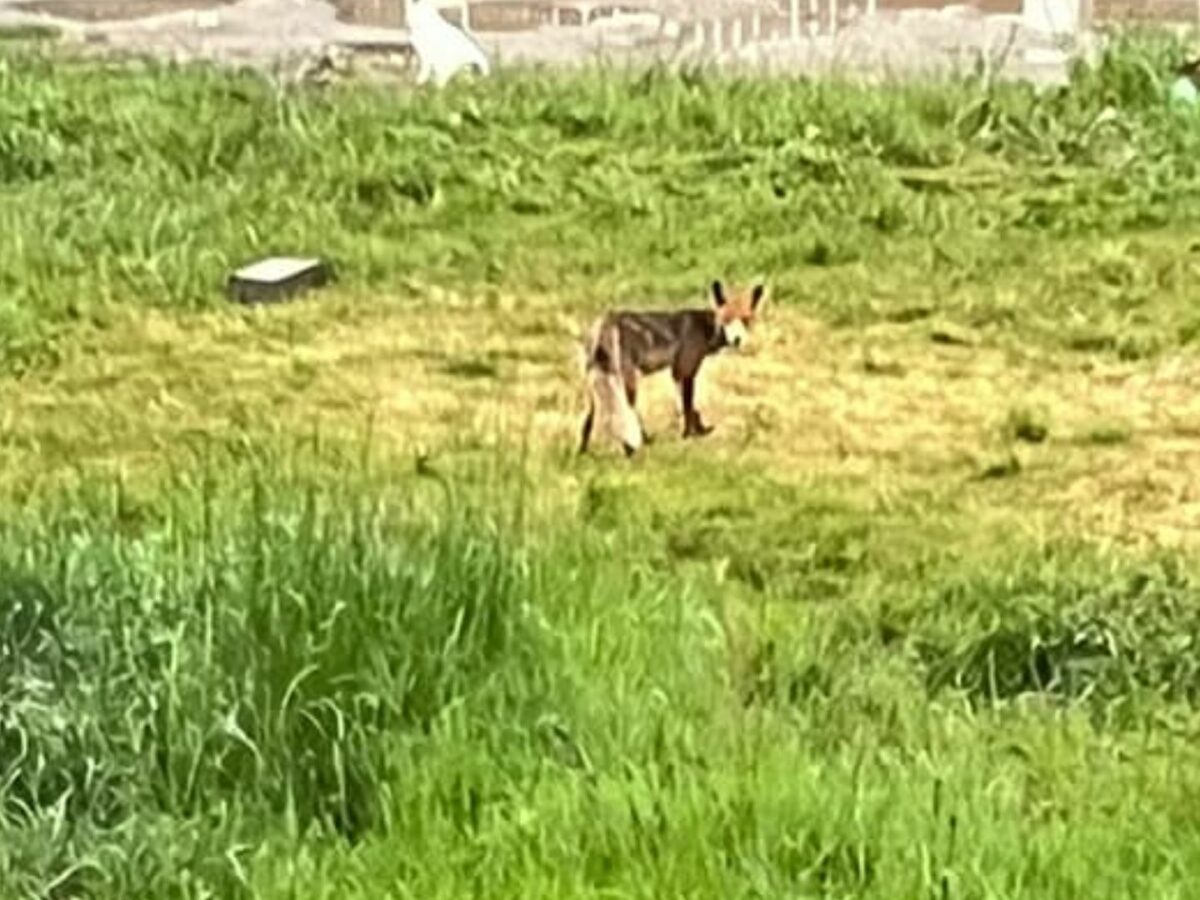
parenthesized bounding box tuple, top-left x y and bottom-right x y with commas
(751, 283, 766, 310)
(711, 281, 726, 307)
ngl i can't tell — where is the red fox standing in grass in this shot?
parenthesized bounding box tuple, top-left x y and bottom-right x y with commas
(578, 280, 766, 457)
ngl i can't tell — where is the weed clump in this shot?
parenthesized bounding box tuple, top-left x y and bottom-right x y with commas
(1005, 406, 1050, 444)
(0, 454, 536, 894)
(920, 561, 1200, 717)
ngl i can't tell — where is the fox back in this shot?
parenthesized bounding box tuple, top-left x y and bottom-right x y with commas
(584, 281, 765, 377)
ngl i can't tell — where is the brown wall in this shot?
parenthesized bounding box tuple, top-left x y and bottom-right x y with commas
(876, 0, 1020, 11)
(878, 0, 1196, 20)
(468, 1, 554, 31)
(1094, 0, 1196, 21)
(334, 0, 406, 27)
(332, 0, 1200, 31)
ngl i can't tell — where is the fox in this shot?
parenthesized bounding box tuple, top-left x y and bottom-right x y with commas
(578, 280, 766, 458)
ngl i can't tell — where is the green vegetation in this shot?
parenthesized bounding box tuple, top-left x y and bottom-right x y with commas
(4, 32, 1200, 369)
(5, 30, 1200, 900)
(0, 24, 61, 43)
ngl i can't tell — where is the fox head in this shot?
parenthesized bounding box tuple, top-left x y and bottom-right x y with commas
(711, 280, 766, 350)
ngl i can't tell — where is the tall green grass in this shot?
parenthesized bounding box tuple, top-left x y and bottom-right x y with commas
(0, 446, 544, 896)
(5, 444, 1200, 898)
(3, 32, 1200, 369)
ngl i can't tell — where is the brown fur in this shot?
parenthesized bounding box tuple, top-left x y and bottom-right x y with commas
(578, 280, 766, 457)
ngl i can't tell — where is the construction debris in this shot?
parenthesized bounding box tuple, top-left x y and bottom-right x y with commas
(227, 257, 331, 306)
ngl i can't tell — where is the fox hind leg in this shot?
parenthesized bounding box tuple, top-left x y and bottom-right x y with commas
(581, 366, 642, 457)
(579, 397, 596, 454)
(616, 378, 644, 457)
(609, 372, 643, 457)
(624, 373, 653, 445)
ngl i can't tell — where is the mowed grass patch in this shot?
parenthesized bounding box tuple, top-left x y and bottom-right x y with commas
(5, 281, 1200, 546)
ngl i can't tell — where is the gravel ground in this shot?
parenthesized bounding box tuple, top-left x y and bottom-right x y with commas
(0, 0, 1093, 84)
(739, 8, 1096, 84)
(484, 4, 1092, 84)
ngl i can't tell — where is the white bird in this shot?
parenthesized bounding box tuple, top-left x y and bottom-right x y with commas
(408, 0, 491, 87)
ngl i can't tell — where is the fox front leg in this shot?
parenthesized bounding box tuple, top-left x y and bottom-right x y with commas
(673, 348, 713, 439)
(677, 376, 713, 439)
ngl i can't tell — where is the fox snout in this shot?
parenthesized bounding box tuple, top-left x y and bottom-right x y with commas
(723, 318, 749, 350)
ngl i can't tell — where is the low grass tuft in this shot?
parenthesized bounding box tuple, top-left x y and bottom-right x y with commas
(1005, 405, 1051, 444)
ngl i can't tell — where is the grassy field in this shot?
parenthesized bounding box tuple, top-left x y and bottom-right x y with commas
(6, 30, 1200, 899)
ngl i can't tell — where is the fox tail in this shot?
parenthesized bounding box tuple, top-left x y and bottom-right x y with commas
(587, 368, 642, 452)
(582, 323, 642, 453)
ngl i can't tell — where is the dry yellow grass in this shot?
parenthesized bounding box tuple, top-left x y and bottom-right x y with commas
(3, 288, 1200, 547)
